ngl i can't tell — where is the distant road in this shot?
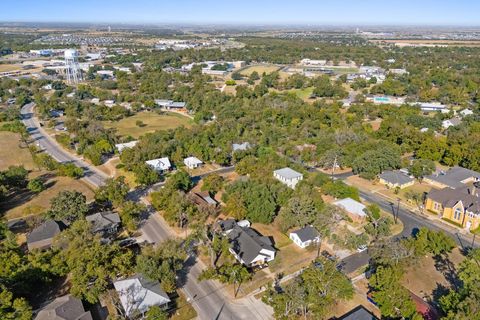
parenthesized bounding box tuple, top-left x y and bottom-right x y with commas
(20, 102, 107, 187)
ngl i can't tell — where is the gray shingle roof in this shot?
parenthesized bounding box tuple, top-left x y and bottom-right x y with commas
(338, 305, 378, 320)
(27, 220, 65, 245)
(291, 226, 319, 242)
(426, 166, 480, 189)
(427, 187, 480, 213)
(216, 219, 237, 232)
(85, 212, 120, 233)
(136, 275, 170, 301)
(228, 226, 275, 265)
(379, 170, 414, 185)
(274, 167, 303, 180)
(35, 294, 92, 320)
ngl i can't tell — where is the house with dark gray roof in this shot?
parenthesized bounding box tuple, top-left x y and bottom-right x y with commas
(425, 185, 480, 231)
(289, 226, 320, 248)
(114, 274, 170, 317)
(227, 226, 276, 267)
(379, 170, 415, 189)
(27, 220, 66, 251)
(273, 167, 303, 189)
(86, 211, 120, 237)
(35, 294, 92, 320)
(336, 305, 378, 320)
(424, 166, 480, 189)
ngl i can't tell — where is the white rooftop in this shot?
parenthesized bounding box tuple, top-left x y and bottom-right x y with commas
(274, 167, 303, 180)
(115, 141, 138, 152)
(333, 198, 367, 217)
(146, 157, 171, 171)
(184, 156, 202, 165)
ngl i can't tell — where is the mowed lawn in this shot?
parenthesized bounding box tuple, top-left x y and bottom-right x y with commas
(0, 131, 36, 171)
(104, 111, 193, 138)
(240, 64, 280, 76)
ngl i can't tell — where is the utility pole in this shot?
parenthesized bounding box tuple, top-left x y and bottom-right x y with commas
(331, 154, 338, 180)
(395, 198, 400, 224)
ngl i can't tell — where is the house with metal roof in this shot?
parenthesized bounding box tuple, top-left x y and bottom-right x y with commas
(289, 226, 320, 248)
(27, 220, 67, 251)
(227, 226, 276, 267)
(333, 198, 367, 222)
(35, 294, 92, 320)
(115, 140, 138, 153)
(273, 167, 303, 189)
(184, 156, 203, 169)
(113, 274, 171, 317)
(378, 170, 415, 189)
(146, 157, 172, 172)
(232, 142, 251, 152)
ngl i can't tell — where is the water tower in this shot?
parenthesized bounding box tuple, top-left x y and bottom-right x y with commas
(64, 49, 82, 84)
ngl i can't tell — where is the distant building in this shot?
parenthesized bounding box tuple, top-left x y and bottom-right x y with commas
(184, 156, 202, 169)
(34, 294, 92, 320)
(459, 109, 474, 117)
(414, 102, 449, 113)
(289, 226, 320, 249)
(146, 157, 172, 172)
(115, 140, 138, 153)
(379, 170, 415, 189)
(333, 198, 367, 222)
(154, 99, 187, 110)
(273, 167, 303, 189)
(114, 274, 171, 317)
(389, 68, 408, 75)
(424, 166, 480, 189)
(300, 59, 327, 66)
(232, 142, 251, 152)
(442, 117, 462, 129)
(27, 220, 66, 251)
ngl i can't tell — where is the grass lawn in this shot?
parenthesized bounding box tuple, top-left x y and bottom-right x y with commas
(251, 223, 291, 248)
(288, 87, 314, 100)
(0, 64, 21, 72)
(170, 291, 197, 320)
(0, 131, 36, 171)
(2, 174, 95, 220)
(103, 111, 192, 138)
(240, 65, 280, 76)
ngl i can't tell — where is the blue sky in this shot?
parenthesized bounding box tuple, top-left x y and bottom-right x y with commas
(2, 0, 480, 26)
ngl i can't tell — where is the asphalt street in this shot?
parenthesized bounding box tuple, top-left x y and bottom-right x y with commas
(21, 104, 271, 319)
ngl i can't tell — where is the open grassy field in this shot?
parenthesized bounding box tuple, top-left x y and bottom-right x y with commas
(288, 87, 314, 100)
(2, 174, 95, 220)
(0, 131, 36, 171)
(240, 64, 280, 76)
(103, 111, 193, 138)
(0, 64, 21, 72)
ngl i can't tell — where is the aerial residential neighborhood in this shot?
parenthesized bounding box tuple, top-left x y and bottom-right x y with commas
(1, 1, 480, 320)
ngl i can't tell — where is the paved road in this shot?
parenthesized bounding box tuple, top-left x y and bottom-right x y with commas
(20, 102, 107, 187)
(21, 105, 271, 319)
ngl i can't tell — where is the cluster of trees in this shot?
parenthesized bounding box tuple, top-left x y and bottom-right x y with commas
(367, 228, 457, 319)
(263, 259, 354, 319)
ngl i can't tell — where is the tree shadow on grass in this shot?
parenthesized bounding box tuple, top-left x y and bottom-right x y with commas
(433, 254, 461, 290)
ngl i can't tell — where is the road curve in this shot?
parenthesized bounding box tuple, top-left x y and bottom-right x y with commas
(20, 103, 271, 319)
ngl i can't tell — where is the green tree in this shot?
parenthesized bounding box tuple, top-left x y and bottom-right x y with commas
(370, 266, 419, 319)
(46, 190, 88, 223)
(119, 201, 145, 232)
(27, 178, 44, 193)
(95, 176, 130, 207)
(408, 159, 435, 179)
(133, 163, 160, 186)
(56, 163, 84, 179)
(145, 306, 168, 320)
(52, 220, 133, 303)
(201, 173, 224, 194)
(0, 286, 32, 320)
